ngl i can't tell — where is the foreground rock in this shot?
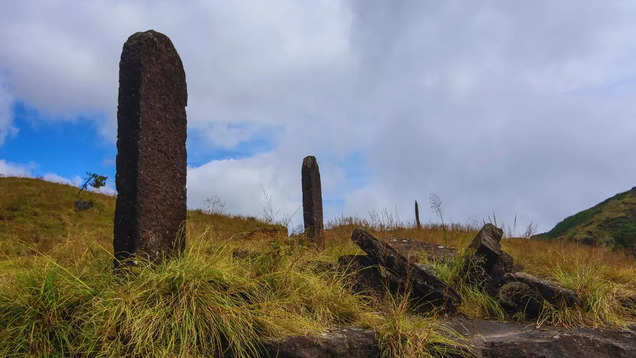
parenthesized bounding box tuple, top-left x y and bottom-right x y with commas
(338, 255, 403, 296)
(449, 318, 636, 358)
(351, 228, 461, 311)
(386, 237, 457, 263)
(496, 281, 543, 318)
(264, 327, 379, 358)
(466, 224, 515, 296)
(505, 272, 581, 308)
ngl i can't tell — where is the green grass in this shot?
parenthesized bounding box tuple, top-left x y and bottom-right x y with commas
(0, 177, 634, 357)
(539, 186, 636, 250)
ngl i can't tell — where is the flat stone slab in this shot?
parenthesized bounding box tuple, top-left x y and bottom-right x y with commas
(387, 237, 458, 263)
(264, 327, 379, 358)
(505, 272, 581, 307)
(448, 318, 636, 358)
(351, 228, 461, 311)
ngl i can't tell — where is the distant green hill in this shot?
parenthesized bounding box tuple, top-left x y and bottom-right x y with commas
(537, 187, 636, 251)
(0, 177, 284, 255)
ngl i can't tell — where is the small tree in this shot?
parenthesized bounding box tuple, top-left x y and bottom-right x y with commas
(78, 172, 107, 198)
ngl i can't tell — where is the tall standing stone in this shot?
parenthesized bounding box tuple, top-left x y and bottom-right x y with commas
(414, 200, 421, 229)
(114, 30, 187, 263)
(302, 155, 324, 248)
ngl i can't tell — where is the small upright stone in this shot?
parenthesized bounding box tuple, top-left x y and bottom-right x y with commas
(466, 224, 514, 295)
(302, 155, 324, 248)
(114, 30, 188, 263)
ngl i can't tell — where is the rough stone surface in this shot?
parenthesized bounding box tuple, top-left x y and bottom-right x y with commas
(448, 318, 636, 358)
(415, 200, 421, 228)
(496, 281, 543, 318)
(302, 156, 324, 248)
(387, 237, 458, 263)
(264, 327, 380, 358)
(74, 200, 93, 211)
(505, 272, 581, 307)
(351, 228, 461, 311)
(466, 224, 514, 296)
(338, 255, 404, 296)
(114, 30, 187, 263)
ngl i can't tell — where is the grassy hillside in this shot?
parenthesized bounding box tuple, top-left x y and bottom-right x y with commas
(0, 177, 634, 357)
(0, 177, 284, 255)
(538, 187, 636, 250)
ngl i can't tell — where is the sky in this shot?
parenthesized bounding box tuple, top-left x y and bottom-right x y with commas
(1, 1, 636, 234)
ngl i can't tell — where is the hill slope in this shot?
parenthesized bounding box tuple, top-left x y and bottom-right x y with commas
(538, 186, 636, 250)
(0, 177, 284, 254)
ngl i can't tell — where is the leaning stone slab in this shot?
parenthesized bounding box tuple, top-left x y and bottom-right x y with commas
(338, 254, 404, 296)
(505, 272, 581, 307)
(114, 30, 187, 263)
(264, 327, 380, 358)
(466, 224, 514, 296)
(351, 228, 461, 311)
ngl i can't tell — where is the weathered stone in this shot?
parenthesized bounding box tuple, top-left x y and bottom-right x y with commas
(466, 224, 514, 296)
(505, 272, 581, 307)
(448, 317, 636, 358)
(351, 228, 461, 311)
(114, 30, 187, 263)
(74, 200, 93, 211)
(387, 237, 457, 263)
(302, 156, 324, 248)
(496, 281, 543, 318)
(338, 255, 404, 296)
(264, 327, 380, 358)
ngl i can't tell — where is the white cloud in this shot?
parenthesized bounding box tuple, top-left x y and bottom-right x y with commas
(2, 1, 636, 234)
(0, 82, 17, 145)
(0, 159, 32, 177)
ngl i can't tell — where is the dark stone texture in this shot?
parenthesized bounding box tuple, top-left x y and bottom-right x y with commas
(466, 224, 514, 296)
(415, 200, 421, 228)
(302, 156, 324, 248)
(387, 237, 458, 263)
(505, 272, 581, 307)
(338, 254, 404, 296)
(448, 317, 636, 358)
(74, 200, 93, 211)
(264, 327, 380, 358)
(351, 228, 461, 311)
(496, 281, 543, 318)
(114, 30, 187, 263)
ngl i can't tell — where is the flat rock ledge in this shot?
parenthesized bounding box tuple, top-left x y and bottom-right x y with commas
(448, 318, 636, 358)
(264, 327, 379, 358)
(505, 272, 581, 307)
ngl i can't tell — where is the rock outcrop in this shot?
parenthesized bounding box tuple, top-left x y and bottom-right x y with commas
(496, 281, 543, 318)
(466, 224, 514, 296)
(264, 327, 380, 358)
(449, 317, 636, 358)
(504, 272, 581, 308)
